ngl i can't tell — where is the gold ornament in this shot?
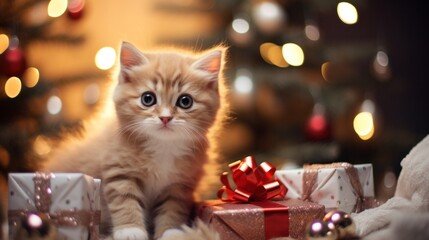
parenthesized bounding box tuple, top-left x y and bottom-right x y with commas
(306, 220, 338, 240)
(323, 210, 356, 238)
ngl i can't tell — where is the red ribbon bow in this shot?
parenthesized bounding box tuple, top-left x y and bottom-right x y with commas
(217, 156, 287, 202)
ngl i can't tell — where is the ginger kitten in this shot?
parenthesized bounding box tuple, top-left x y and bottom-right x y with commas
(43, 42, 227, 240)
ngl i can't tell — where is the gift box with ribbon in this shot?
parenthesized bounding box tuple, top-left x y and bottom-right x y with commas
(198, 156, 325, 240)
(8, 173, 101, 240)
(275, 163, 375, 213)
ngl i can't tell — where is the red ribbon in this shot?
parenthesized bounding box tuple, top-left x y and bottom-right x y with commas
(217, 156, 287, 202)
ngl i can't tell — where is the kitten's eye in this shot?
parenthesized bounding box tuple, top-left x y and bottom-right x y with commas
(141, 91, 157, 107)
(176, 94, 193, 109)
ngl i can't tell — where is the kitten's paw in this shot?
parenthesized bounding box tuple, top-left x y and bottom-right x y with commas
(113, 227, 148, 240)
(158, 228, 185, 240)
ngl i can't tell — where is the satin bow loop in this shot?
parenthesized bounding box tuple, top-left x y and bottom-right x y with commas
(217, 156, 287, 202)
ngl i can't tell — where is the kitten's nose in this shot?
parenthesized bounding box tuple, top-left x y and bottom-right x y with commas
(159, 116, 173, 125)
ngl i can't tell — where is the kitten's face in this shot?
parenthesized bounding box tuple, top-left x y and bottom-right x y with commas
(113, 42, 223, 142)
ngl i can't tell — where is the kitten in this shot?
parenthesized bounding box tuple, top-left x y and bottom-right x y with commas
(42, 41, 228, 240)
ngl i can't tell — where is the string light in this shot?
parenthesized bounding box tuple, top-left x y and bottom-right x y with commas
(48, 0, 68, 18)
(5, 77, 22, 98)
(282, 43, 304, 66)
(337, 2, 358, 25)
(95, 47, 116, 70)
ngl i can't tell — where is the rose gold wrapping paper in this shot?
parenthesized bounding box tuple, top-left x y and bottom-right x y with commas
(198, 199, 325, 240)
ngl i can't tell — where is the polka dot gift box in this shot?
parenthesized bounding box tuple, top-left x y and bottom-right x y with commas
(8, 173, 101, 240)
(275, 163, 376, 213)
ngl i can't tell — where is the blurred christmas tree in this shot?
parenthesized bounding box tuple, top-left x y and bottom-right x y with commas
(0, 0, 104, 174)
(155, 0, 428, 201)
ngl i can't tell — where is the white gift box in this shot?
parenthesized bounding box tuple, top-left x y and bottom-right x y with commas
(8, 173, 101, 240)
(275, 163, 375, 213)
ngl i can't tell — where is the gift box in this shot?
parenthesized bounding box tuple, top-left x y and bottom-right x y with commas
(8, 172, 101, 240)
(275, 163, 375, 213)
(198, 199, 325, 240)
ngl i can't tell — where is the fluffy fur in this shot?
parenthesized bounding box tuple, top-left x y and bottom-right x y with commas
(352, 134, 429, 238)
(42, 42, 228, 240)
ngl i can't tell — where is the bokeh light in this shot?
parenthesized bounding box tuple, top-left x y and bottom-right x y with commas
(234, 68, 253, 94)
(95, 47, 116, 70)
(5, 77, 22, 98)
(34, 135, 52, 156)
(47, 95, 62, 115)
(321, 62, 330, 81)
(252, 1, 285, 34)
(0, 34, 9, 54)
(337, 2, 358, 25)
(48, 0, 68, 18)
(305, 24, 320, 41)
(282, 43, 304, 66)
(232, 18, 250, 34)
(373, 51, 391, 80)
(383, 171, 396, 189)
(260, 42, 288, 67)
(353, 112, 374, 140)
(23, 67, 40, 88)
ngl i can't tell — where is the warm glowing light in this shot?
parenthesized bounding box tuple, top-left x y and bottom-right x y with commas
(95, 47, 116, 70)
(47, 95, 62, 115)
(5, 77, 22, 98)
(337, 2, 358, 24)
(34, 135, 52, 155)
(48, 0, 68, 18)
(321, 62, 330, 81)
(23, 67, 40, 88)
(232, 18, 250, 34)
(252, 1, 285, 34)
(305, 24, 320, 41)
(234, 69, 253, 94)
(353, 112, 374, 140)
(0, 34, 9, 54)
(260, 43, 288, 67)
(282, 43, 304, 66)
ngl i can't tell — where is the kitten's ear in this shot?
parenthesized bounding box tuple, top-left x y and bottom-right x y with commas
(119, 42, 148, 83)
(191, 49, 223, 89)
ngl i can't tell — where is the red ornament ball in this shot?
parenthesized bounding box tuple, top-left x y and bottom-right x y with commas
(0, 46, 27, 77)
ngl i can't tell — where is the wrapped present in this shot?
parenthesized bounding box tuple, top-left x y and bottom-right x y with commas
(198, 156, 325, 240)
(198, 199, 325, 240)
(275, 163, 375, 213)
(8, 173, 101, 240)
